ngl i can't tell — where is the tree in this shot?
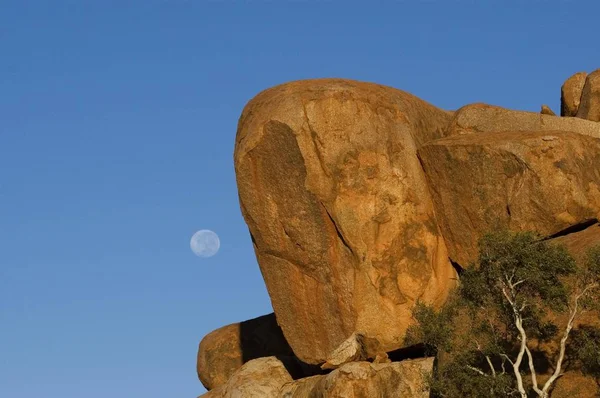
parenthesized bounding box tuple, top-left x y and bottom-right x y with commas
(405, 230, 600, 398)
(568, 246, 600, 382)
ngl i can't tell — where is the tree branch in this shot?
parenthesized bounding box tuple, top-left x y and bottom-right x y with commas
(501, 283, 528, 397)
(525, 345, 542, 395)
(541, 283, 598, 394)
(467, 365, 488, 376)
(485, 355, 496, 378)
(500, 353, 514, 366)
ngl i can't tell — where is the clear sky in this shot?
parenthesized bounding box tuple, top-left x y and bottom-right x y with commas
(2, 1, 600, 397)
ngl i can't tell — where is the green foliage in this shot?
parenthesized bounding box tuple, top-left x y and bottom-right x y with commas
(471, 230, 576, 311)
(404, 300, 456, 356)
(569, 326, 600, 377)
(567, 247, 600, 379)
(430, 355, 518, 398)
(579, 246, 600, 309)
(405, 231, 600, 398)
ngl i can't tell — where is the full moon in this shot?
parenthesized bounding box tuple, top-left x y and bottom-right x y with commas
(190, 230, 220, 258)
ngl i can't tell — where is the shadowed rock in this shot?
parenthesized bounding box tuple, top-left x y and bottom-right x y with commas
(197, 313, 321, 390)
(577, 69, 600, 122)
(561, 72, 587, 117)
(548, 222, 600, 262)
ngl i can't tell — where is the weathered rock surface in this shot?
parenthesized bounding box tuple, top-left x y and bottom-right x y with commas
(447, 103, 600, 139)
(549, 222, 600, 261)
(541, 104, 556, 115)
(200, 357, 293, 398)
(321, 332, 389, 370)
(561, 72, 587, 117)
(234, 79, 457, 364)
(577, 69, 600, 122)
(197, 313, 301, 390)
(320, 332, 367, 370)
(281, 358, 434, 398)
(418, 130, 600, 266)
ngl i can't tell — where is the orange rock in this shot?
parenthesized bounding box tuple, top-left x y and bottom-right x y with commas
(577, 69, 600, 122)
(198, 357, 292, 398)
(541, 104, 556, 115)
(418, 130, 600, 266)
(447, 103, 600, 139)
(280, 358, 434, 398)
(561, 72, 587, 116)
(549, 222, 600, 262)
(197, 313, 317, 390)
(234, 79, 456, 364)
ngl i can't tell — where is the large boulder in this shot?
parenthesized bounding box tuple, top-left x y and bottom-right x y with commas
(199, 357, 293, 398)
(418, 130, 600, 266)
(561, 72, 587, 117)
(197, 313, 301, 390)
(234, 79, 456, 364)
(446, 103, 600, 139)
(577, 69, 600, 122)
(280, 358, 434, 398)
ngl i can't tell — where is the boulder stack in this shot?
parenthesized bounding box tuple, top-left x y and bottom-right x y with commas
(197, 70, 600, 397)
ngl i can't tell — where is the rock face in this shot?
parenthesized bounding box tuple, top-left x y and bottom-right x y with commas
(198, 73, 600, 397)
(201, 357, 433, 398)
(549, 222, 600, 261)
(561, 72, 587, 116)
(447, 103, 600, 139)
(418, 130, 600, 266)
(577, 69, 600, 122)
(234, 79, 457, 364)
(281, 358, 434, 398)
(197, 313, 299, 390)
(200, 357, 293, 398)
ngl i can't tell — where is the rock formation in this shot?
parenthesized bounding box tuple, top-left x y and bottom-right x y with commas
(446, 103, 600, 139)
(561, 72, 587, 117)
(234, 79, 456, 364)
(197, 313, 318, 390)
(281, 358, 433, 398)
(201, 357, 293, 398)
(197, 69, 600, 397)
(577, 69, 600, 122)
(419, 131, 600, 266)
(203, 356, 433, 398)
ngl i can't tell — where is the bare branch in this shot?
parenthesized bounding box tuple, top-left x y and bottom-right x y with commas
(525, 345, 542, 395)
(513, 279, 526, 287)
(467, 365, 487, 376)
(501, 286, 515, 307)
(485, 355, 496, 378)
(501, 278, 528, 398)
(541, 283, 598, 394)
(519, 301, 527, 312)
(512, 316, 528, 397)
(500, 353, 514, 366)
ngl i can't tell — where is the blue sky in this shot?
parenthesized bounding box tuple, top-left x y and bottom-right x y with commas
(1, 1, 599, 397)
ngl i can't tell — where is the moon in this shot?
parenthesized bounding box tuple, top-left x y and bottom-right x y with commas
(190, 230, 220, 258)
